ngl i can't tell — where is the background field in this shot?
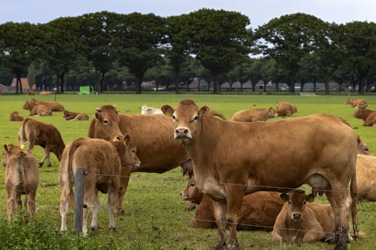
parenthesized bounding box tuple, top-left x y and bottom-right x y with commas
(0, 93, 375, 249)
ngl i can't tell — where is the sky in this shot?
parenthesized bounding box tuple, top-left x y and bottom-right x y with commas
(1, 0, 376, 29)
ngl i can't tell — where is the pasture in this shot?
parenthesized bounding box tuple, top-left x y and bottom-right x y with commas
(0, 93, 375, 249)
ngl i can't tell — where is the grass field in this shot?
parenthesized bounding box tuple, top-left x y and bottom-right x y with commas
(0, 93, 375, 249)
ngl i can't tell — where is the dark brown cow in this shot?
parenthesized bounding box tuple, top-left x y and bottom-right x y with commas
(276, 101, 297, 116)
(231, 108, 277, 122)
(59, 134, 140, 235)
(23, 98, 64, 112)
(3, 144, 39, 222)
(345, 98, 368, 109)
(18, 118, 65, 167)
(63, 110, 89, 121)
(161, 99, 358, 250)
(353, 109, 376, 126)
(272, 189, 338, 243)
(181, 178, 283, 230)
(9, 111, 24, 121)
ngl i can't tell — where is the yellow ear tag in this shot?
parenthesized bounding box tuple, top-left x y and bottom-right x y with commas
(20, 144, 25, 150)
(123, 139, 128, 145)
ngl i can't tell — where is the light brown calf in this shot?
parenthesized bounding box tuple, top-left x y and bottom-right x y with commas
(24, 98, 64, 112)
(356, 154, 376, 201)
(353, 109, 376, 126)
(9, 111, 24, 121)
(59, 134, 140, 235)
(18, 118, 65, 167)
(346, 98, 368, 109)
(276, 101, 297, 116)
(231, 108, 277, 122)
(63, 110, 89, 121)
(3, 144, 39, 222)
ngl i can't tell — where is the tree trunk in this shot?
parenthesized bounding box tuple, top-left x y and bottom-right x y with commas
(212, 74, 219, 94)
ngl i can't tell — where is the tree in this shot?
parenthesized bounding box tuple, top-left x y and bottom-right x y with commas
(187, 9, 251, 94)
(0, 22, 37, 94)
(255, 13, 327, 93)
(340, 21, 376, 94)
(113, 12, 166, 94)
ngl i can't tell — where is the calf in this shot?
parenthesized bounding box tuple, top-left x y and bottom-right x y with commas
(9, 111, 24, 121)
(353, 109, 376, 126)
(276, 101, 297, 116)
(181, 178, 283, 230)
(59, 134, 140, 235)
(18, 118, 65, 167)
(345, 98, 368, 109)
(63, 110, 89, 121)
(139, 104, 163, 114)
(231, 108, 277, 122)
(24, 98, 64, 112)
(272, 189, 337, 243)
(3, 144, 39, 222)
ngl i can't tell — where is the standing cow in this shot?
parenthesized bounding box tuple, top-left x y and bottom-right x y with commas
(2, 144, 39, 222)
(18, 118, 65, 167)
(161, 99, 358, 250)
(59, 134, 140, 235)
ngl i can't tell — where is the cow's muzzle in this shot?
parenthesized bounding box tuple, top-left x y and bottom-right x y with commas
(291, 212, 302, 222)
(174, 127, 192, 142)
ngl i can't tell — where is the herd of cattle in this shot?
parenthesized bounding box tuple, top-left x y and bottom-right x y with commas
(2, 97, 376, 249)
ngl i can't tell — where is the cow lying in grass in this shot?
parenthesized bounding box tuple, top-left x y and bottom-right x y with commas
(24, 98, 64, 112)
(231, 108, 277, 122)
(2, 144, 39, 222)
(275, 101, 297, 116)
(63, 110, 89, 121)
(59, 134, 140, 235)
(9, 111, 24, 121)
(345, 98, 368, 109)
(22, 100, 52, 116)
(18, 118, 65, 167)
(353, 109, 376, 126)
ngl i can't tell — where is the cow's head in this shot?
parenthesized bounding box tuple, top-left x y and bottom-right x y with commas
(281, 189, 314, 223)
(92, 105, 122, 140)
(267, 107, 278, 118)
(2, 144, 22, 167)
(357, 136, 369, 155)
(180, 178, 203, 204)
(113, 133, 141, 170)
(161, 100, 209, 145)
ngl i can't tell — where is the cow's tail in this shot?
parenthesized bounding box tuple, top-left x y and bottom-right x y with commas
(350, 171, 359, 238)
(208, 110, 227, 120)
(17, 152, 27, 188)
(18, 118, 31, 146)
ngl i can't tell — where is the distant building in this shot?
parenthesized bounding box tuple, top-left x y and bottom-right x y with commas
(8, 78, 36, 93)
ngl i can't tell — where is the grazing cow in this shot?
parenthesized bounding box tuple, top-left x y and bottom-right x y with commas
(181, 178, 283, 230)
(9, 111, 24, 121)
(63, 110, 89, 121)
(24, 98, 64, 112)
(161, 99, 358, 250)
(345, 98, 368, 109)
(139, 104, 163, 114)
(18, 118, 65, 167)
(276, 101, 297, 116)
(353, 109, 376, 126)
(230, 108, 277, 122)
(59, 134, 140, 235)
(2, 144, 39, 222)
(272, 189, 337, 243)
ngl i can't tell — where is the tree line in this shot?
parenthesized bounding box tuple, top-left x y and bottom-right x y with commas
(0, 9, 375, 94)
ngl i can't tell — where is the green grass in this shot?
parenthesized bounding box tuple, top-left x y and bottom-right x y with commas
(0, 93, 375, 249)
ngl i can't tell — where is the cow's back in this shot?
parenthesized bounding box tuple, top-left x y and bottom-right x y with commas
(231, 109, 268, 122)
(357, 154, 376, 200)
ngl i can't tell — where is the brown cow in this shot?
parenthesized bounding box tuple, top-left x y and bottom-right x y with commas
(276, 101, 297, 116)
(161, 99, 358, 250)
(353, 109, 376, 126)
(39, 91, 52, 95)
(356, 154, 376, 201)
(9, 111, 24, 121)
(23, 100, 52, 116)
(345, 98, 368, 109)
(24, 98, 64, 112)
(59, 134, 140, 235)
(231, 108, 277, 122)
(181, 178, 283, 230)
(63, 110, 89, 121)
(18, 118, 65, 167)
(3, 144, 39, 222)
(272, 189, 337, 243)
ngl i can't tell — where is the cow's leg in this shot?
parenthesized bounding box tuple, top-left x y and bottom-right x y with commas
(39, 148, 51, 167)
(225, 187, 244, 249)
(90, 190, 100, 230)
(302, 228, 326, 243)
(60, 185, 70, 231)
(26, 191, 37, 218)
(116, 167, 132, 214)
(325, 191, 340, 243)
(83, 179, 95, 235)
(107, 185, 117, 230)
(212, 199, 227, 250)
(7, 190, 16, 222)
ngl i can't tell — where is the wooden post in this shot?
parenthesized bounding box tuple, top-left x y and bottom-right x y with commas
(74, 168, 85, 233)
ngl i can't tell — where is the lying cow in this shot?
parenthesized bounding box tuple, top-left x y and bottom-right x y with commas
(231, 108, 277, 122)
(353, 109, 376, 126)
(139, 104, 163, 114)
(18, 118, 65, 167)
(3, 144, 39, 222)
(59, 134, 140, 235)
(276, 101, 297, 116)
(9, 111, 24, 121)
(181, 178, 283, 230)
(63, 110, 89, 121)
(39, 91, 52, 95)
(22, 100, 52, 116)
(24, 98, 64, 112)
(345, 98, 368, 109)
(161, 99, 358, 250)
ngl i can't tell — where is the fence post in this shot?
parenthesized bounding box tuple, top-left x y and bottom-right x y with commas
(74, 168, 85, 233)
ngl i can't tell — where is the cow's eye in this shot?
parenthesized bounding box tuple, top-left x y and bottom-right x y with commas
(288, 201, 291, 205)
(172, 115, 177, 121)
(191, 116, 199, 123)
(103, 119, 109, 125)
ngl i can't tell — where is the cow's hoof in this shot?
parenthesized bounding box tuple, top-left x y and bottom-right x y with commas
(115, 209, 125, 214)
(214, 240, 226, 250)
(38, 163, 43, 168)
(109, 227, 117, 231)
(90, 226, 97, 231)
(47, 164, 52, 167)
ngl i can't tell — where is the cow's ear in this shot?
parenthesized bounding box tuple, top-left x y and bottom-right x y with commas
(306, 194, 315, 203)
(123, 133, 130, 145)
(161, 105, 174, 117)
(3, 144, 8, 152)
(280, 193, 289, 202)
(199, 106, 210, 117)
(95, 112, 101, 121)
